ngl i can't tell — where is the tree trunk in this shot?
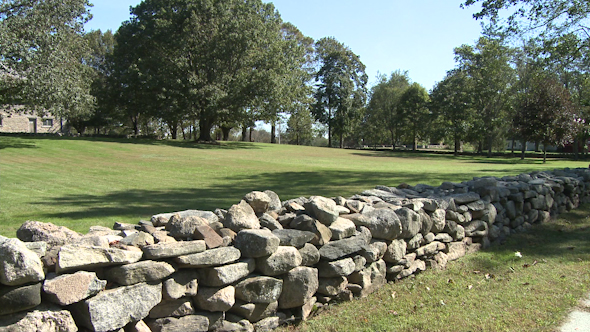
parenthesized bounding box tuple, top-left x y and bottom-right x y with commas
(391, 131, 395, 150)
(197, 119, 214, 141)
(169, 123, 178, 140)
(521, 140, 526, 160)
(221, 126, 231, 141)
(339, 133, 343, 149)
(412, 127, 417, 152)
(574, 137, 579, 160)
(271, 123, 276, 144)
(241, 126, 247, 142)
(511, 137, 515, 155)
(327, 122, 332, 148)
(487, 134, 493, 158)
(535, 141, 540, 152)
(454, 135, 460, 156)
(543, 143, 547, 163)
(249, 127, 253, 142)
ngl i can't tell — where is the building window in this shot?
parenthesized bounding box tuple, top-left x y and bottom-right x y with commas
(42, 118, 53, 127)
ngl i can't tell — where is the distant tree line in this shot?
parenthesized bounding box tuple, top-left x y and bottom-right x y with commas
(1, 0, 589, 160)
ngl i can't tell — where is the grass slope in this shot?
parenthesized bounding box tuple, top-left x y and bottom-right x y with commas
(1, 135, 589, 237)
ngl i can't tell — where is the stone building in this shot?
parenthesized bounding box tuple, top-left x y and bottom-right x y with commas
(0, 110, 62, 134)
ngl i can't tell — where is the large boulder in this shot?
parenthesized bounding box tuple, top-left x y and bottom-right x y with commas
(298, 243, 320, 267)
(16, 221, 81, 247)
(278, 266, 319, 309)
(318, 234, 368, 260)
(0, 305, 78, 332)
(383, 239, 407, 264)
(395, 207, 421, 239)
(306, 196, 339, 225)
(0, 238, 45, 286)
(43, 271, 106, 306)
(70, 281, 162, 332)
(163, 270, 199, 300)
(0, 283, 42, 316)
(256, 246, 302, 276)
(264, 190, 282, 211)
(234, 276, 283, 304)
(234, 229, 280, 258)
(194, 286, 236, 312)
(354, 209, 403, 240)
(317, 257, 355, 277)
(329, 218, 357, 240)
(224, 200, 261, 232)
(243, 191, 272, 215)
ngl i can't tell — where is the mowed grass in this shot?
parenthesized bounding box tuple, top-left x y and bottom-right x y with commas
(281, 206, 590, 332)
(1, 135, 589, 237)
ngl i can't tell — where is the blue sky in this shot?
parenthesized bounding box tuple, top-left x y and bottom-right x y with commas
(85, 1, 484, 90)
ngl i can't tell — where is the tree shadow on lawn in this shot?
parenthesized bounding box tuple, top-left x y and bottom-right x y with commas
(7, 135, 262, 150)
(31, 169, 470, 223)
(0, 136, 39, 149)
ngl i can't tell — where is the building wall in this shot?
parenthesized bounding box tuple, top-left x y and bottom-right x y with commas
(0, 111, 61, 134)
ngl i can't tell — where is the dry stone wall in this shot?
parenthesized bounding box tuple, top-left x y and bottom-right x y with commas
(2, 168, 590, 332)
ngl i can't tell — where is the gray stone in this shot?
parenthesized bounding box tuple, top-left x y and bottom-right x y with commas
(234, 229, 280, 258)
(464, 220, 489, 237)
(0, 238, 44, 286)
(306, 196, 339, 225)
(253, 316, 280, 331)
(175, 246, 241, 268)
(430, 209, 446, 233)
(345, 200, 365, 214)
(347, 259, 386, 297)
(298, 243, 320, 267)
(243, 191, 272, 214)
(271, 229, 315, 248)
(415, 241, 443, 257)
(56, 245, 143, 273)
(278, 266, 319, 309)
(352, 255, 367, 271)
(419, 210, 433, 235)
(354, 208, 402, 240)
(317, 257, 355, 277)
(452, 192, 481, 204)
(383, 239, 407, 264)
(105, 260, 176, 285)
(0, 283, 42, 315)
(235, 276, 283, 303)
(149, 315, 210, 332)
(23, 241, 47, 258)
(197, 259, 256, 287)
(193, 224, 224, 249)
(149, 298, 195, 318)
(424, 232, 436, 243)
(151, 210, 219, 227)
(230, 300, 278, 323)
(446, 242, 466, 261)
(225, 200, 261, 232)
(264, 190, 282, 211)
(142, 240, 206, 259)
(329, 218, 357, 240)
(195, 286, 235, 312)
(43, 271, 106, 306)
(163, 270, 199, 300)
(259, 213, 283, 231)
(395, 207, 421, 239)
(407, 233, 424, 250)
(0, 306, 78, 332)
(317, 276, 347, 296)
(16, 221, 81, 247)
(318, 234, 368, 260)
(256, 246, 302, 276)
(218, 316, 254, 332)
(119, 231, 155, 247)
(166, 213, 209, 239)
(361, 240, 387, 263)
(434, 233, 453, 243)
(70, 282, 162, 332)
(290, 215, 332, 246)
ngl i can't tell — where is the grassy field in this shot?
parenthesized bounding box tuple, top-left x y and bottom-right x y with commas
(281, 206, 590, 332)
(1, 135, 589, 237)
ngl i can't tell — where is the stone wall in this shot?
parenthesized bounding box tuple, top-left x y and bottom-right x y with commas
(0, 110, 61, 134)
(1, 168, 590, 332)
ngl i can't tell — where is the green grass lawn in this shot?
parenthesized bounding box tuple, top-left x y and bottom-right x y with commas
(1, 135, 589, 237)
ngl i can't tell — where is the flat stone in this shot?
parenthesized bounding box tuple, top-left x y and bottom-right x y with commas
(193, 224, 224, 249)
(149, 298, 195, 318)
(271, 229, 315, 248)
(446, 242, 466, 261)
(175, 246, 241, 268)
(224, 200, 261, 232)
(56, 245, 143, 273)
(70, 281, 162, 332)
(148, 315, 210, 332)
(151, 210, 219, 227)
(318, 234, 368, 260)
(317, 257, 355, 277)
(0, 238, 45, 286)
(163, 270, 199, 300)
(0, 283, 42, 315)
(105, 260, 176, 285)
(0, 305, 78, 332)
(235, 276, 283, 303)
(415, 241, 442, 257)
(194, 285, 235, 312)
(434, 233, 453, 243)
(43, 271, 106, 306)
(197, 259, 256, 287)
(278, 266, 319, 309)
(256, 246, 302, 276)
(234, 229, 280, 258)
(452, 192, 481, 204)
(329, 217, 357, 240)
(298, 243, 320, 266)
(142, 240, 206, 259)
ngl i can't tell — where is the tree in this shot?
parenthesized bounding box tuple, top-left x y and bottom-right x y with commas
(313, 37, 368, 148)
(0, 0, 94, 121)
(365, 71, 411, 149)
(286, 106, 314, 145)
(430, 69, 475, 155)
(398, 83, 431, 151)
(454, 36, 516, 156)
(514, 75, 580, 162)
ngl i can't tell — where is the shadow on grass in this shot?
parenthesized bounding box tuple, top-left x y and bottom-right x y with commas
(0, 136, 38, 149)
(0, 134, 261, 150)
(31, 169, 469, 221)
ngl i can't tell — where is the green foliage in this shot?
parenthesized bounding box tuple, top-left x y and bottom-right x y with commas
(0, 0, 94, 120)
(313, 37, 368, 148)
(286, 107, 314, 145)
(399, 82, 431, 150)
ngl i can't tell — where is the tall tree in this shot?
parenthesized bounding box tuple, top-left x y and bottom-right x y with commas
(286, 106, 314, 145)
(313, 37, 367, 148)
(430, 69, 475, 155)
(399, 83, 431, 151)
(454, 36, 515, 156)
(0, 0, 94, 121)
(365, 71, 411, 149)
